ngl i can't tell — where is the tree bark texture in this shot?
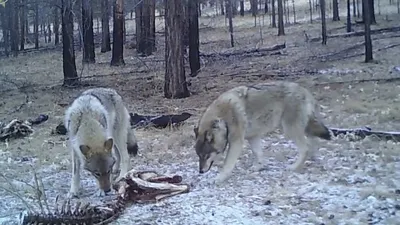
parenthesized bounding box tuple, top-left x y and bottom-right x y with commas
(34, 1, 39, 49)
(82, 0, 95, 63)
(271, 0, 276, 27)
(362, 0, 373, 62)
(10, 0, 19, 56)
(320, 0, 327, 45)
(332, 0, 340, 20)
(54, 3, 60, 45)
(164, 0, 190, 99)
(347, 0, 352, 32)
(277, 0, 284, 35)
(188, 0, 200, 77)
(111, 0, 125, 66)
(1, 3, 10, 56)
(240, 0, 245, 16)
(61, 0, 78, 86)
(226, 0, 234, 47)
(101, 0, 111, 52)
(20, 0, 25, 50)
(136, 0, 156, 56)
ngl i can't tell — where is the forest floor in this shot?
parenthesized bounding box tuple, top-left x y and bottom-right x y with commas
(1, 2, 400, 225)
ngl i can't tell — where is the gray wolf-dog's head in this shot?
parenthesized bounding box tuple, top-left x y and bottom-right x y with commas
(194, 119, 228, 174)
(79, 138, 115, 193)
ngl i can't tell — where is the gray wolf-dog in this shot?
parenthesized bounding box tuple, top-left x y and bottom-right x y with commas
(64, 88, 138, 198)
(193, 81, 331, 184)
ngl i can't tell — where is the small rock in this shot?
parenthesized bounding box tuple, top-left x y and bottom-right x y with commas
(264, 200, 271, 205)
(395, 205, 400, 210)
(395, 189, 400, 195)
(328, 214, 334, 219)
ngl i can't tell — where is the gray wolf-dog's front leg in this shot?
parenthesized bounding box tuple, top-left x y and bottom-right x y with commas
(215, 139, 244, 184)
(68, 149, 81, 198)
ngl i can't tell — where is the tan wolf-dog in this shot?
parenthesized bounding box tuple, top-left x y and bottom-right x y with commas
(194, 81, 331, 184)
(64, 88, 139, 198)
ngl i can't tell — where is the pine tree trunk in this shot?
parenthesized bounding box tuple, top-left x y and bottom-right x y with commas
(111, 0, 125, 66)
(164, 0, 190, 99)
(34, 1, 39, 49)
(101, 0, 111, 52)
(226, 0, 234, 47)
(20, 0, 25, 50)
(61, 0, 78, 86)
(320, 0, 327, 45)
(1, 3, 9, 57)
(347, 0, 352, 32)
(363, 0, 373, 61)
(240, 0, 245, 16)
(136, 0, 155, 56)
(82, 0, 95, 63)
(10, 0, 19, 56)
(332, 0, 340, 20)
(54, 4, 60, 45)
(272, 0, 277, 27)
(188, 0, 200, 77)
(277, 0, 285, 35)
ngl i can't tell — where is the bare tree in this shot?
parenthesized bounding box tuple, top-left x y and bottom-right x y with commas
(136, 0, 156, 56)
(309, 0, 313, 23)
(320, 0, 327, 44)
(164, 0, 190, 99)
(240, 0, 244, 16)
(82, 0, 95, 63)
(34, 0, 39, 49)
(101, 0, 111, 52)
(188, 0, 200, 77)
(20, 0, 25, 50)
(277, 0, 284, 35)
(332, 0, 340, 20)
(347, 0, 351, 32)
(271, 0, 276, 27)
(226, 0, 234, 47)
(368, 0, 376, 24)
(111, 0, 125, 66)
(10, 0, 19, 56)
(362, 0, 373, 62)
(61, 0, 78, 86)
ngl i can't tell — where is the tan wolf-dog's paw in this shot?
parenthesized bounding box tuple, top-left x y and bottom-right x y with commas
(93, 189, 108, 197)
(215, 173, 230, 185)
(288, 163, 305, 172)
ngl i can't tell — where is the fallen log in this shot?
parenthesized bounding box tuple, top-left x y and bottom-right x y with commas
(199, 43, 286, 58)
(329, 127, 400, 142)
(308, 26, 400, 42)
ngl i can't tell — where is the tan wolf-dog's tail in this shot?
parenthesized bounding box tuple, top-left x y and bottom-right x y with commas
(305, 114, 332, 140)
(127, 128, 139, 156)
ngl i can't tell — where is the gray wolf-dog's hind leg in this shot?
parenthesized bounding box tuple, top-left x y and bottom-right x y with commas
(68, 149, 81, 198)
(248, 136, 266, 171)
(216, 139, 245, 184)
(282, 120, 310, 172)
(114, 129, 131, 181)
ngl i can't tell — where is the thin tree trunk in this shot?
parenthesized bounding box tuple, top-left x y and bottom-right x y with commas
(353, 0, 356, 16)
(136, 0, 155, 56)
(164, 0, 190, 99)
(111, 0, 125, 66)
(332, 0, 340, 20)
(320, 0, 327, 45)
(54, 4, 60, 45)
(226, 0, 234, 47)
(347, 0, 352, 32)
(34, 1, 39, 49)
(309, 0, 313, 23)
(277, 0, 284, 35)
(1, 3, 9, 57)
(20, 0, 25, 50)
(82, 0, 95, 63)
(101, 0, 111, 52)
(10, 0, 19, 56)
(61, 0, 78, 86)
(240, 0, 245, 16)
(265, 0, 269, 13)
(188, 0, 200, 77)
(363, 0, 373, 61)
(272, 0, 276, 27)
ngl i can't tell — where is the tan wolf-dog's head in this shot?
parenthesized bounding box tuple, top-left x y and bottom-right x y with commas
(79, 138, 115, 193)
(194, 119, 228, 174)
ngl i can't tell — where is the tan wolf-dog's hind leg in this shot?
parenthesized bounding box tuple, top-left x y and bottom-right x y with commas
(248, 136, 264, 171)
(68, 148, 81, 198)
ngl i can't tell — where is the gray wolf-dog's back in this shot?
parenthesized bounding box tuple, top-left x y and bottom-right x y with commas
(65, 87, 138, 198)
(194, 81, 331, 184)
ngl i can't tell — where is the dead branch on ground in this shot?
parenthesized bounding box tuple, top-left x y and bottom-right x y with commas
(307, 26, 400, 42)
(330, 127, 400, 142)
(199, 43, 286, 58)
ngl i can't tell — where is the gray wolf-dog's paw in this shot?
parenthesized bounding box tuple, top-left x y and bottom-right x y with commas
(67, 190, 80, 199)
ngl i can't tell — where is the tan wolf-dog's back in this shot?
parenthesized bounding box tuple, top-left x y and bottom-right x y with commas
(65, 88, 138, 198)
(194, 81, 331, 184)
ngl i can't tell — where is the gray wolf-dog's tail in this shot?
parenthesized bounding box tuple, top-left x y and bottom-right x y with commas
(127, 128, 139, 156)
(305, 114, 331, 140)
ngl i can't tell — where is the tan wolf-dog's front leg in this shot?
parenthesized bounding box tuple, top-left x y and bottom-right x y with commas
(248, 136, 265, 172)
(215, 139, 244, 184)
(68, 149, 81, 198)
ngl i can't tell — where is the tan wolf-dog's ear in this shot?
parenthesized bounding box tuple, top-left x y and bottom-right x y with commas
(79, 145, 91, 158)
(193, 126, 199, 138)
(104, 138, 114, 152)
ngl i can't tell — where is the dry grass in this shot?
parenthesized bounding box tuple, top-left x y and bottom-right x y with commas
(1, 1, 400, 224)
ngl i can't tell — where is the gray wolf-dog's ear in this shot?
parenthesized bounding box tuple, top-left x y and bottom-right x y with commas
(104, 138, 114, 152)
(79, 145, 91, 158)
(193, 126, 199, 138)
